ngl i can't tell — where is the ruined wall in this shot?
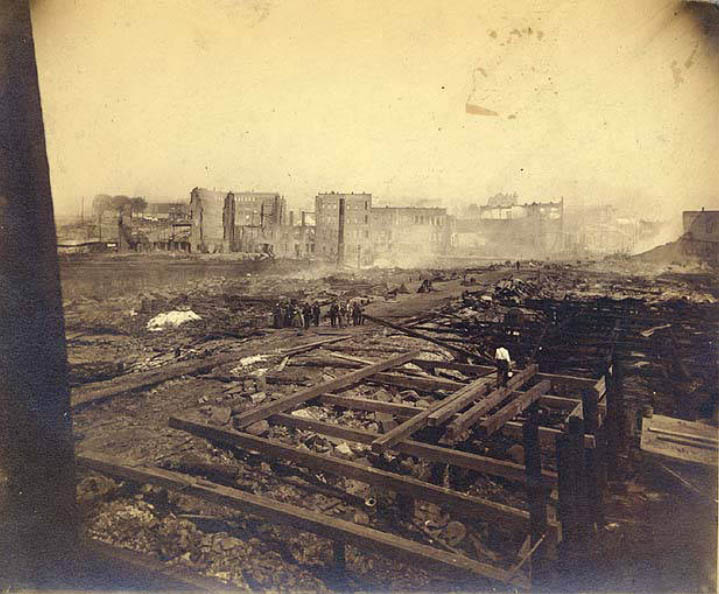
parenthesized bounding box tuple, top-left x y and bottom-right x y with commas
(190, 187, 235, 253)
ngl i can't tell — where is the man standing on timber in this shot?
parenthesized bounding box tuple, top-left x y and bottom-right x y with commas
(494, 345, 512, 388)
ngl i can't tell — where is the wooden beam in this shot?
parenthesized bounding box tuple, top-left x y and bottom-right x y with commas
(77, 451, 521, 586)
(480, 380, 551, 437)
(445, 366, 538, 440)
(413, 362, 597, 393)
(72, 351, 239, 409)
(536, 373, 596, 392)
(427, 377, 495, 427)
(169, 416, 531, 530)
(412, 359, 496, 376)
(370, 372, 465, 393)
(232, 351, 421, 428)
(269, 413, 557, 487)
(369, 394, 464, 454)
(281, 335, 352, 357)
(72, 336, 354, 409)
(317, 394, 420, 417)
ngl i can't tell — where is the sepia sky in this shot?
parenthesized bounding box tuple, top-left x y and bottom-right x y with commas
(31, 0, 718, 219)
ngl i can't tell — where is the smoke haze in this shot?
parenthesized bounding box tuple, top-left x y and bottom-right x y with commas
(31, 0, 719, 229)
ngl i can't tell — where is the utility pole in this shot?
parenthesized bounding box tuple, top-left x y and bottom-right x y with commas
(0, 0, 78, 583)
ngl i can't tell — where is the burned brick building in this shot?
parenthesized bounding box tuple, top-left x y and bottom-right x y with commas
(189, 188, 315, 257)
(456, 199, 564, 258)
(190, 188, 288, 254)
(315, 192, 373, 265)
(371, 206, 454, 263)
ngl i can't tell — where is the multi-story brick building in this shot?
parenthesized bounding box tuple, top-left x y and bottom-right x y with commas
(231, 192, 286, 227)
(371, 206, 452, 257)
(315, 192, 372, 265)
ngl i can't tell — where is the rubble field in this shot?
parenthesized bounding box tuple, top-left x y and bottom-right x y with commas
(65, 256, 718, 592)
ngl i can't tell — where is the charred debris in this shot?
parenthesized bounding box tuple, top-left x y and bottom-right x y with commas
(61, 263, 718, 591)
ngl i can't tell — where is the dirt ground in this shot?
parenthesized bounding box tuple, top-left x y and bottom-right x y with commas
(57, 255, 718, 592)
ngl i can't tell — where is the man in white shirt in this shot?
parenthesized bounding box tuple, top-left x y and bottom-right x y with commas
(494, 346, 512, 388)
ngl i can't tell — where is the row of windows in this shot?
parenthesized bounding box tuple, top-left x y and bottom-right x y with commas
(318, 201, 370, 210)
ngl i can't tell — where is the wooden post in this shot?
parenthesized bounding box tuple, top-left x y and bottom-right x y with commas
(611, 347, 628, 477)
(523, 405, 547, 545)
(567, 416, 590, 546)
(0, 0, 78, 580)
(330, 541, 348, 590)
(555, 433, 577, 562)
(523, 405, 548, 588)
(605, 352, 620, 480)
(582, 388, 604, 529)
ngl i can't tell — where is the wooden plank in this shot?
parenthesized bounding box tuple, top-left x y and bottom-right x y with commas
(370, 372, 465, 393)
(318, 394, 420, 417)
(270, 412, 557, 488)
(281, 336, 352, 357)
(538, 394, 581, 409)
(233, 351, 421, 428)
(77, 452, 520, 586)
(369, 393, 467, 454)
(480, 380, 552, 437)
(536, 372, 596, 392)
(170, 416, 531, 530)
(412, 359, 496, 377)
(71, 351, 240, 409)
(647, 426, 718, 446)
(414, 362, 598, 392)
(445, 366, 538, 440)
(427, 376, 495, 427)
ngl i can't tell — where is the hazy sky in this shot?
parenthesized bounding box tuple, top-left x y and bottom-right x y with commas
(31, 0, 718, 219)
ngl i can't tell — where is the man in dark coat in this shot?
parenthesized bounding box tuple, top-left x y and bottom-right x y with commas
(312, 301, 321, 326)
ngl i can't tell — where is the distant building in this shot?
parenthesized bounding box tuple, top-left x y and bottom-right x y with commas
(315, 192, 372, 264)
(144, 202, 189, 221)
(231, 192, 286, 227)
(371, 206, 453, 257)
(683, 210, 719, 244)
(455, 199, 564, 257)
(189, 187, 310, 256)
(682, 209, 719, 265)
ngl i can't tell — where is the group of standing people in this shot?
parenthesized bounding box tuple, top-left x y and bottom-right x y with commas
(328, 300, 364, 328)
(273, 299, 321, 330)
(272, 298, 364, 330)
